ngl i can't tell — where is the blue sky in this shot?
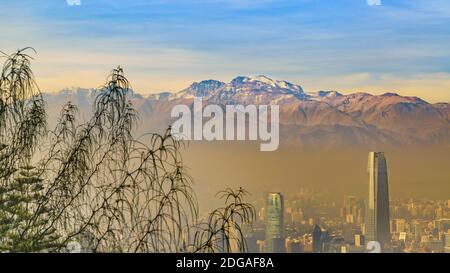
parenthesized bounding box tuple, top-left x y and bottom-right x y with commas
(1, 0, 450, 102)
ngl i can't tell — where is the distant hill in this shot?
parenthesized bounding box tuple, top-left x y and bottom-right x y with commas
(43, 76, 450, 148)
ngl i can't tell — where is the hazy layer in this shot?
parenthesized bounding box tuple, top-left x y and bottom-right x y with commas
(181, 142, 450, 209)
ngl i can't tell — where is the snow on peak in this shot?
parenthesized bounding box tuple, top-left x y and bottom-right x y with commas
(55, 86, 142, 100)
(231, 75, 304, 93)
(181, 79, 225, 97)
(246, 75, 278, 86)
(189, 79, 225, 90)
(58, 87, 95, 95)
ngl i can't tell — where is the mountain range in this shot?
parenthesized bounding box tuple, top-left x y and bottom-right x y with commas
(43, 75, 450, 148)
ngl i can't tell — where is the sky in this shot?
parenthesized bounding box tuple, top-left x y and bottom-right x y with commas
(1, 0, 450, 102)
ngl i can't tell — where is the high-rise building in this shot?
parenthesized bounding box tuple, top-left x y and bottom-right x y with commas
(245, 235, 258, 253)
(312, 225, 322, 253)
(365, 152, 391, 250)
(444, 233, 450, 253)
(436, 218, 450, 233)
(394, 219, 407, 233)
(343, 195, 357, 220)
(264, 192, 285, 253)
(354, 234, 365, 247)
(412, 220, 426, 242)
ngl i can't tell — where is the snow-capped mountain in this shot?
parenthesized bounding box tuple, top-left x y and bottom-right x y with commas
(178, 79, 226, 98)
(43, 76, 450, 148)
(174, 76, 306, 105)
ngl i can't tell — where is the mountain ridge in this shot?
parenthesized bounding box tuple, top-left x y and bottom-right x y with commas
(43, 76, 450, 148)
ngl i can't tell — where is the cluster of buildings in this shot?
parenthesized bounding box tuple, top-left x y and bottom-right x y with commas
(245, 152, 450, 253)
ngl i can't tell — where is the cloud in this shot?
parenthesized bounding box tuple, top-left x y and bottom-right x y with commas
(367, 0, 381, 6)
(1, 0, 449, 103)
(67, 0, 81, 6)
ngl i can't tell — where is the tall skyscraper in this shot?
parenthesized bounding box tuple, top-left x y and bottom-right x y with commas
(366, 152, 391, 250)
(312, 225, 323, 253)
(265, 192, 285, 253)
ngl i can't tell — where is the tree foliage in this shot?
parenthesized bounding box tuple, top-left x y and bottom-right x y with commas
(0, 48, 255, 253)
(192, 188, 255, 253)
(0, 165, 60, 252)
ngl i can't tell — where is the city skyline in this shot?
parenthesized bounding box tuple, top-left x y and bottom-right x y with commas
(254, 188, 450, 253)
(251, 151, 450, 253)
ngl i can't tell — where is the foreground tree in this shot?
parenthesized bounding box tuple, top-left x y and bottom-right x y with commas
(192, 188, 255, 253)
(0, 166, 60, 252)
(0, 48, 254, 253)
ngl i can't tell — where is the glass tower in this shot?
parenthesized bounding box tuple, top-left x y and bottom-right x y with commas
(312, 225, 323, 253)
(366, 152, 391, 250)
(264, 192, 285, 253)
